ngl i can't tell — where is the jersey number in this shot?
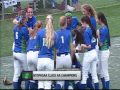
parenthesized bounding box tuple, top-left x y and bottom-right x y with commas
(15, 32, 18, 39)
(61, 36, 64, 44)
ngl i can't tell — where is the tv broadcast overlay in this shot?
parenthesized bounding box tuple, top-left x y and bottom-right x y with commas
(22, 70, 81, 80)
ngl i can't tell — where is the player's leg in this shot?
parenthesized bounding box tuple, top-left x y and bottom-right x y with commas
(87, 67, 94, 89)
(55, 56, 64, 89)
(80, 52, 91, 89)
(101, 50, 110, 89)
(27, 51, 38, 89)
(97, 52, 106, 89)
(20, 53, 30, 89)
(91, 59, 99, 89)
(44, 58, 54, 89)
(64, 54, 72, 89)
(37, 58, 45, 89)
(13, 52, 23, 89)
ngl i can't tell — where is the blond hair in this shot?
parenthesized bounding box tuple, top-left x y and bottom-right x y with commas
(81, 4, 97, 19)
(30, 20, 42, 38)
(45, 15, 54, 48)
(59, 16, 67, 27)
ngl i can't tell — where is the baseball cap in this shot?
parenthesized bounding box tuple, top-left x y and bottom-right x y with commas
(65, 12, 72, 17)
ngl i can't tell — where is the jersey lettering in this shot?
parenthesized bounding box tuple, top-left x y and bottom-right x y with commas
(61, 36, 64, 44)
(15, 32, 18, 39)
(43, 38, 47, 46)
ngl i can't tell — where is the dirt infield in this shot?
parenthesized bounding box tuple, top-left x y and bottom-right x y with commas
(0, 37, 120, 89)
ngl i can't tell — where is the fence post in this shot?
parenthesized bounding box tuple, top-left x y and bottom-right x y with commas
(2, 0, 4, 20)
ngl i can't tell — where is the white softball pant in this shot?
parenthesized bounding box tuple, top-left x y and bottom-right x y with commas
(81, 49, 98, 84)
(27, 51, 38, 71)
(37, 58, 54, 89)
(56, 54, 72, 88)
(13, 52, 28, 82)
(97, 49, 110, 81)
(27, 51, 38, 83)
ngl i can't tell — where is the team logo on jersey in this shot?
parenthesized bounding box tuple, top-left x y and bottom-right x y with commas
(91, 37, 96, 43)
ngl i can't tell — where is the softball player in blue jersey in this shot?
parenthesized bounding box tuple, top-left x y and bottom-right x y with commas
(36, 15, 57, 89)
(81, 4, 97, 30)
(12, 5, 37, 31)
(12, 16, 29, 89)
(65, 11, 79, 31)
(81, 4, 98, 89)
(80, 16, 99, 89)
(27, 20, 42, 89)
(97, 12, 111, 89)
(12, 10, 25, 51)
(25, 6, 37, 29)
(54, 16, 73, 89)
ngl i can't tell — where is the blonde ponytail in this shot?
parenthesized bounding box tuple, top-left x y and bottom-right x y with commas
(45, 15, 54, 48)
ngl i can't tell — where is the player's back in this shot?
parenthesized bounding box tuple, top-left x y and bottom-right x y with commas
(13, 25, 29, 53)
(56, 28, 72, 54)
(36, 28, 56, 59)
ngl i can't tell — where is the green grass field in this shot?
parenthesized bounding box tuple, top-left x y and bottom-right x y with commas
(0, 0, 120, 57)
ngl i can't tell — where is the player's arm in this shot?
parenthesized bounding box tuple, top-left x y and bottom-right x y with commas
(98, 28, 106, 46)
(81, 32, 91, 49)
(13, 18, 19, 25)
(96, 29, 100, 38)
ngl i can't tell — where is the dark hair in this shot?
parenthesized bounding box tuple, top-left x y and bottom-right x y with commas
(81, 16, 97, 38)
(97, 12, 111, 46)
(73, 26, 85, 45)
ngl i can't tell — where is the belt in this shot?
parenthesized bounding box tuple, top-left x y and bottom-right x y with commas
(57, 52, 69, 56)
(27, 49, 39, 52)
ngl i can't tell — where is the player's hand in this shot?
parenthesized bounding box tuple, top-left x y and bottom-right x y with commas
(28, 28, 33, 34)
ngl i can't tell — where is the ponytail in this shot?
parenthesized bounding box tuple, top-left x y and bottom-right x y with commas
(45, 15, 54, 48)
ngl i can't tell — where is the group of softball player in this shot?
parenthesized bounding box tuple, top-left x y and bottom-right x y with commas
(12, 3, 111, 90)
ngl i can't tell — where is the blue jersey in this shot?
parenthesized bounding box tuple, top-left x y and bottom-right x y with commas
(16, 16, 20, 21)
(90, 16, 97, 30)
(13, 25, 29, 53)
(27, 37, 39, 52)
(72, 0, 78, 4)
(66, 16, 79, 31)
(99, 25, 110, 50)
(83, 27, 96, 51)
(56, 28, 72, 54)
(36, 28, 57, 59)
(26, 16, 37, 29)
